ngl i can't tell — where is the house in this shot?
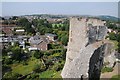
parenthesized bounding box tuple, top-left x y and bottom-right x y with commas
(107, 29, 112, 33)
(2, 27, 13, 36)
(45, 33, 57, 42)
(29, 34, 49, 51)
(19, 40, 25, 49)
(107, 29, 117, 34)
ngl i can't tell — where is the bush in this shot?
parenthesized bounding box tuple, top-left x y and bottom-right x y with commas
(108, 32, 117, 40)
(52, 63, 64, 71)
(33, 63, 46, 73)
(22, 61, 28, 65)
(33, 50, 44, 59)
(4, 58, 13, 65)
(61, 35, 68, 46)
(26, 73, 39, 79)
(3, 72, 22, 79)
(101, 67, 113, 73)
(33, 64, 41, 73)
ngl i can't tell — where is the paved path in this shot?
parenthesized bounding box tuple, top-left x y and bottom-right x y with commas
(100, 62, 120, 79)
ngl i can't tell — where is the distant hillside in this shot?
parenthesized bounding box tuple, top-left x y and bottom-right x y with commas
(10, 14, 120, 22)
(97, 15, 119, 22)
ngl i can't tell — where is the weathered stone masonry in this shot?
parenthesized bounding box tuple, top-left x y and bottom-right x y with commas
(61, 18, 115, 79)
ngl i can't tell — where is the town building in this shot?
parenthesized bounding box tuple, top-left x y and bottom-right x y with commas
(45, 33, 57, 42)
(29, 34, 49, 51)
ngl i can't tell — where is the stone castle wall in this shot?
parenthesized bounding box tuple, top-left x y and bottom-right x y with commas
(61, 17, 113, 79)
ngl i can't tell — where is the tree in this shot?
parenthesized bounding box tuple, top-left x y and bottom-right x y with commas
(61, 49, 67, 60)
(16, 18, 35, 34)
(108, 32, 117, 40)
(61, 35, 68, 46)
(3, 58, 13, 65)
(2, 17, 5, 20)
(32, 19, 53, 34)
(11, 46, 23, 61)
(11, 16, 18, 20)
(33, 50, 44, 59)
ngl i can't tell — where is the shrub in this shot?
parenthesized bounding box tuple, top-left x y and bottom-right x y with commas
(52, 63, 64, 71)
(22, 61, 28, 65)
(33, 63, 46, 73)
(33, 50, 44, 59)
(101, 67, 113, 73)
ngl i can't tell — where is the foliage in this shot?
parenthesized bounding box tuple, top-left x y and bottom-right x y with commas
(118, 42, 120, 53)
(3, 58, 13, 65)
(52, 63, 64, 71)
(61, 35, 68, 46)
(11, 58, 41, 75)
(33, 63, 46, 73)
(60, 49, 67, 60)
(108, 32, 117, 40)
(39, 70, 55, 78)
(48, 43, 63, 50)
(3, 72, 22, 79)
(2, 65, 12, 75)
(16, 18, 35, 34)
(11, 16, 18, 20)
(32, 19, 52, 34)
(45, 58, 53, 67)
(116, 33, 120, 53)
(101, 67, 113, 73)
(52, 23, 69, 31)
(106, 22, 117, 30)
(57, 31, 69, 46)
(22, 61, 28, 65)
(110, 75, 120, 80)
(10, 46, 25, 61)
(33, 50, 44, 59)
(26, 73, 39, 80)
(39, 70, 62, 78)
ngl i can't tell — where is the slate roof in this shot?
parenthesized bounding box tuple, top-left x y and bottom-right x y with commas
(29, 35, 49, 45)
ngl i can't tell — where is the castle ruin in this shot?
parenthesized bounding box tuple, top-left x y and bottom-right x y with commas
(61, 18, 116, 79)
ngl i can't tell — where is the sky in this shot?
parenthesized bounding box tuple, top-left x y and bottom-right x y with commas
(1, 0, 119, 2)
(1, 2, 119, 17)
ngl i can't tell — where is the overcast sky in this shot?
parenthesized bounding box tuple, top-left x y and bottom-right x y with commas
(1, 2, 119, 17)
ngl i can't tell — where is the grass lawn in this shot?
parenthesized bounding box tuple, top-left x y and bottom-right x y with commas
(110, 75, 120, 80)
(53, 70, 62, 78)
(39, 70, 62, 78)
(39, 70, 55, 78)
(11, 58, 41, 75)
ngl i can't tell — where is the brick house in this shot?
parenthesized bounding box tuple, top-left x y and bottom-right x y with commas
(29, 35, 49, 51)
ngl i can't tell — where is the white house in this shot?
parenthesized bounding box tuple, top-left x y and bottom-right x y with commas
(45, 33, 57, 41)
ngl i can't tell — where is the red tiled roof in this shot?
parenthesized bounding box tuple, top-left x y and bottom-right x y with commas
(2, 27, 13, 36)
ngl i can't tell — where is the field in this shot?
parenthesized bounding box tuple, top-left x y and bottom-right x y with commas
(11, 57, 41, 75)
